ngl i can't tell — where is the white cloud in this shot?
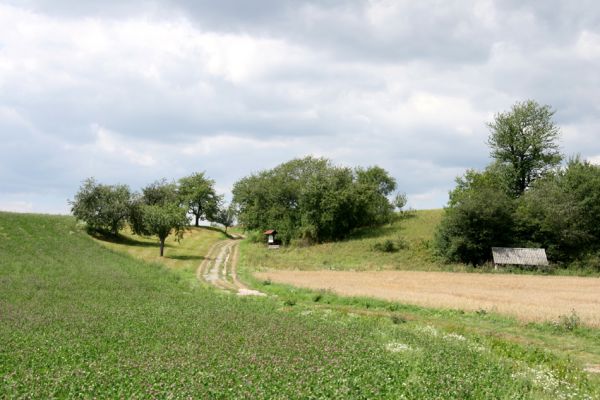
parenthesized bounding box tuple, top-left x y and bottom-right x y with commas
(2, 1, 600, 213)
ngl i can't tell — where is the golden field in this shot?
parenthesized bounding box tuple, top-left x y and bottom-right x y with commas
(255, 270, 600, 326)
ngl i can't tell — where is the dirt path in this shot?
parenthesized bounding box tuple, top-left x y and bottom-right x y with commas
(197, 239, 264, 296)
(255, 270, 600, 326)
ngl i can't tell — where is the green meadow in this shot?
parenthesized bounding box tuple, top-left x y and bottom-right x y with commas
(1, 212, 599, 398)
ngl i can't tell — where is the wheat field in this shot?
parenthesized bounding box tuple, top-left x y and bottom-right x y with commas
(256, 270, 600, 326)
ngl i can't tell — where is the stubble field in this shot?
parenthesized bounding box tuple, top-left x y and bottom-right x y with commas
(254, 270, 600, 326)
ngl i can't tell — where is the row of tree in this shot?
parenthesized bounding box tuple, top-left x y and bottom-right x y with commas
(70, 173, 235, 256)
(232, 156, 405, 244)
(435, 100, 600, 269)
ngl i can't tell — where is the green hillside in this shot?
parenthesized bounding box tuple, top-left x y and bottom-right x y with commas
(241, 209, 462, 271)
(1, 212, 597, 398)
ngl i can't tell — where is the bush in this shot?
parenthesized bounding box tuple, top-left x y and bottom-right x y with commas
(372, 239, 398, 253)
(552, 309, 581, 331)
(372, 236, 408, 253)
(283, 298, 297, 307)
(390, 314, 407, 324)
(245, 230, 264, 243)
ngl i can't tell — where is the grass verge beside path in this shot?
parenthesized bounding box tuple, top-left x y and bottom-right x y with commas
(93, 225, 225, 284)
(238, 264, 600, 389)
(3, 212, 598, 398)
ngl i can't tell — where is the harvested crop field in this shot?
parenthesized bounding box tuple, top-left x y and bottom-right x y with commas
(255, 270, 600, 326)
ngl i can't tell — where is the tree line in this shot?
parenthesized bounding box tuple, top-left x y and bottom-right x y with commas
(435, 100, 600, 270)
(71, 158, 405, 254)
(70, 172, 234, 256)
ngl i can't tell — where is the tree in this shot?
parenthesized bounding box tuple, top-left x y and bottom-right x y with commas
(130, 180, 188, 256)
(232, 157, 398, 244)
(435, 182, 515, 266)
(215, 203, 236, 232)
(515, 158, 600, 262)
(178, 172, 220, 226)
(70, 178, 131, 236)
(487, 100, 562, 196)
(141, 179, 179, 206)
(138, 204, 188, 256)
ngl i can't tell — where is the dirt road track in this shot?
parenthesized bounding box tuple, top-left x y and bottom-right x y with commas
(197, 239, 264, 296)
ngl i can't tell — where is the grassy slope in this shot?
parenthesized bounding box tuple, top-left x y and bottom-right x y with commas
(93, 225, 225, 284)
(1, 212, 598, 398)
(241, 209, 466, 272)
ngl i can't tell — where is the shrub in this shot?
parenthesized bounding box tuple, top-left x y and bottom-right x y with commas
(552, 309, 581, 331)
(390, 314, 407, 324)
(283, 298, 297, 306)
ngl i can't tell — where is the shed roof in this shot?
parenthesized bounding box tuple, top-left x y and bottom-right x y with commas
(263, 229, 276, 235)
(492, 247, 548, 266)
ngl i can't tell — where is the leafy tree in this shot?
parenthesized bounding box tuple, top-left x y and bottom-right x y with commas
(487, 99, 562, 196)
(178, 172, 221, 226)
(142, 179, 179, 206)
(435, 179, 515, 266)
(138, 204, 188, 256)
(393, 193, 408, 211)
(130, 180, 188, 256)
(515, 158, 600, 262)
(215, 203, 236, 232)
(70, 178, 131, 236)
(232, 157, 398, 244)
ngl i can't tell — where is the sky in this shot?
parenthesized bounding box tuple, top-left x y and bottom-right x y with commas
(1, 0, 600, 214)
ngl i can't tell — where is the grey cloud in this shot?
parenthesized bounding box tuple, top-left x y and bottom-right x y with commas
(2, 1, 600, 213)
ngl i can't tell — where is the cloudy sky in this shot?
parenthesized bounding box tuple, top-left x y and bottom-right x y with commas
(1, 1, 600, 214)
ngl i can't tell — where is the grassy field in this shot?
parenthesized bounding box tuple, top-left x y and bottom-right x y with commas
(92, 225, 226, 284)
(2, 212, 599, 398)
(241, 209, 465, 272)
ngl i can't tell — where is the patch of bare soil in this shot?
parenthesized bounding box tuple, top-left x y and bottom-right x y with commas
(255, 270, 600, 326)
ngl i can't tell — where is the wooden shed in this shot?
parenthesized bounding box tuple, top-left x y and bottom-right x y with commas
(492, 247, 548, 268)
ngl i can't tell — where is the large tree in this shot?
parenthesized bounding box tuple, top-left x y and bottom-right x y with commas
(487, 99, 562, 196)
(178, 172, 220, 226)
(232, 157, 398, 244)
(130, 180, 188, 256)
(434, 168, 516, 266)
(70, 178, 131, 236)
(515, 158, 600, 262)
(138, 204, 188, 256)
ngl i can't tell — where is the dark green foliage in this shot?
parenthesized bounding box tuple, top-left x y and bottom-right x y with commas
(435, 101, 600, 267)
(141, 178, 179, 206)
(178, 172, 221, 226)
(487, 99, 562, 196)
(232, 156, 398, 244)
(138, 204, 189, 256)
(436, 169, 516, 266)
(70, 177, 131, 236)
(372, 236, 407, 253)
(131, 180, 189, 256)
(515, 158, 600, 262)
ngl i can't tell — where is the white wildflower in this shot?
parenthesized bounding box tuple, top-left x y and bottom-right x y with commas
(386, 342, 411, 353)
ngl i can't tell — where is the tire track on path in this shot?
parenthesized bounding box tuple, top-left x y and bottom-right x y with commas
(197, 238, 265, 296)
